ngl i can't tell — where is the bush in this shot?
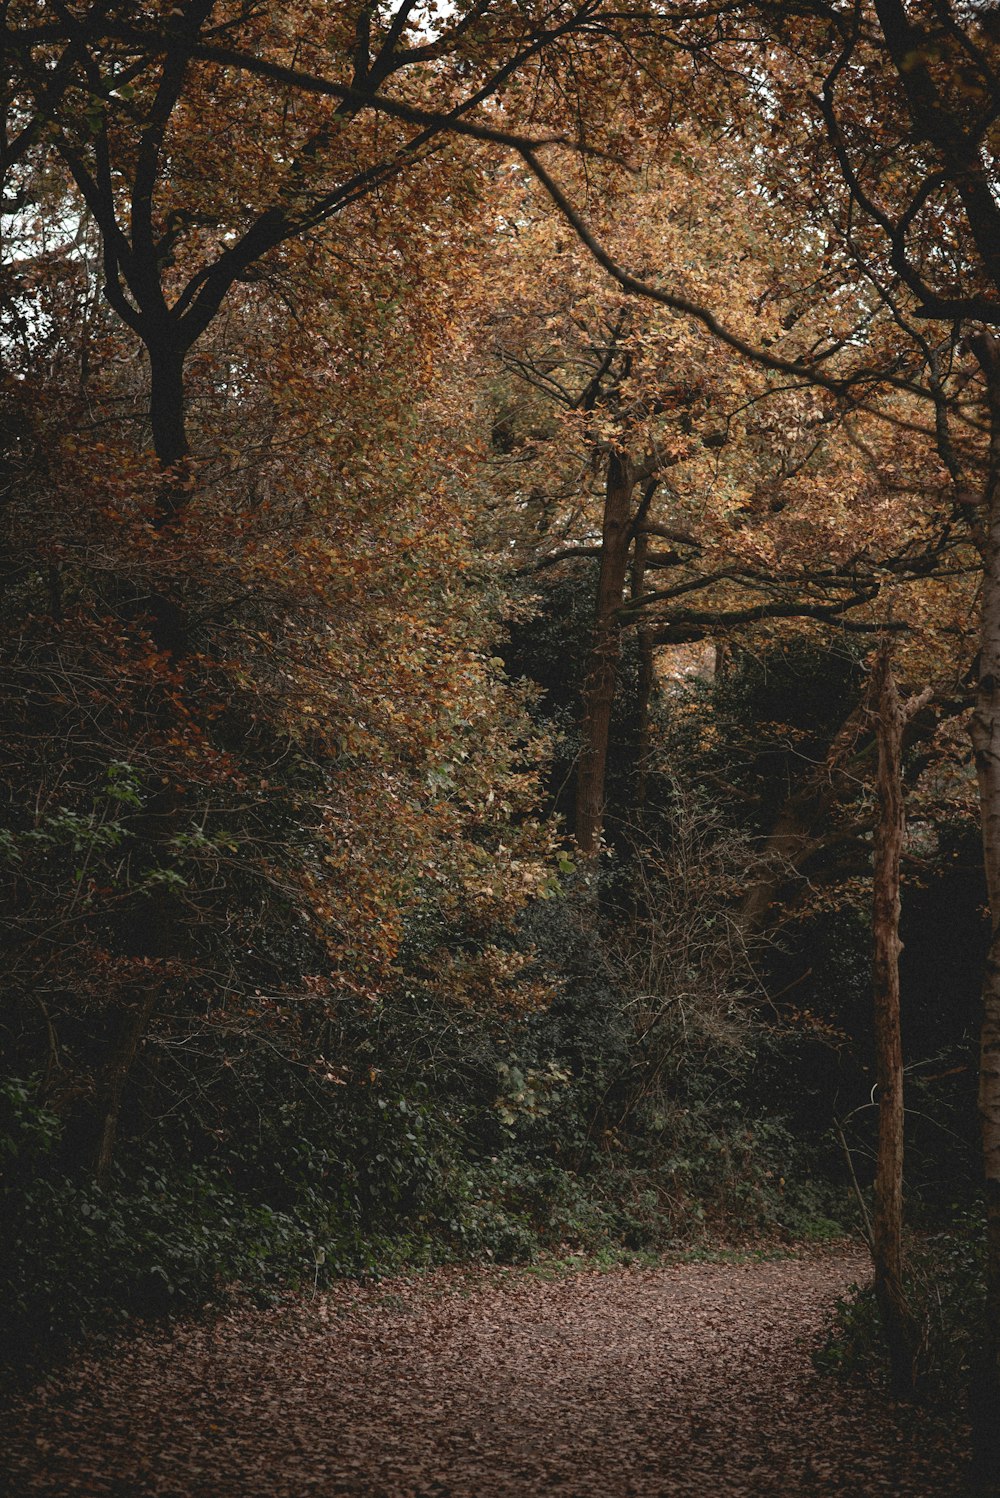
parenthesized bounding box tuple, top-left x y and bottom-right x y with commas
(816, 1212, 986, 1408)
(0, 1078, 327, 1381)
(0, 794, 850, 1390)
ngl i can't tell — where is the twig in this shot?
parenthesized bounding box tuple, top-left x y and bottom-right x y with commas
(834, 1117, 874, 1252)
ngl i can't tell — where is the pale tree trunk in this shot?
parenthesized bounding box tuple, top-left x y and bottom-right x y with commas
(969, 332, 1000, 1483)
(871, 643, 916, 1394)
(575, 450, 635, 855)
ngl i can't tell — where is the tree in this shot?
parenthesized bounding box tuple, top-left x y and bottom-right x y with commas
(871, 641, 923, 1395)
(483, 145, 969, 856)
(4, 1, 653, 521)
(722, 6, 1000, 1465)
(0, 116, 561, 1182)
(503, 7, 1000, 1452)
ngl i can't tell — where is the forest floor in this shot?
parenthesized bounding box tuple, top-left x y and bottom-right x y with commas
(1, 1245, 968, 1497)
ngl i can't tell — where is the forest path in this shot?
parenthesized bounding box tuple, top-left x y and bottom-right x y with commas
(2, 1248, 966, 1497)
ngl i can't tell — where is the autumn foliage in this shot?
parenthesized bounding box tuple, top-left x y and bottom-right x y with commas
(3, 3, 1000, 1467)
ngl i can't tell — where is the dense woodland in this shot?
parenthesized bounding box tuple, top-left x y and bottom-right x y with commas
(3, 0, 1000, 1484)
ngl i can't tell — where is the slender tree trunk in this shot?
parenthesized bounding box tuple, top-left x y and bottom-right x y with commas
(575, 450, 634, 855)
(94, 989, 158, 1187)
(871, 642, 915, 1394)
(631, 529, 655, 822)
(969, 332, 1000, 1483)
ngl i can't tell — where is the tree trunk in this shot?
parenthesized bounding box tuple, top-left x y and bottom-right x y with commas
(631, 529, 655, 823)
(148, 338, 191, 528)
(94, 989, 158, 1188)
(136, 337, 193, 654)
(739, 701, 868, 933)
(969, 332, 1000, 1483)
(871, 642, 915, 1395)
(575, 450, 634, 855)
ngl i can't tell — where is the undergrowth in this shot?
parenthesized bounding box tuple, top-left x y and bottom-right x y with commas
(1, 1056, 844, 1393)
(2, 787, 852, 1391)
(815, 1212, 986, 1415)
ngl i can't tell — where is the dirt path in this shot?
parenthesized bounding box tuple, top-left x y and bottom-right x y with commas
(2, 1249, 966, 1497)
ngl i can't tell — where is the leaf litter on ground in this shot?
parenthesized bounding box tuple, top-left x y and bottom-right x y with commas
(1, 1246, 967, 1496)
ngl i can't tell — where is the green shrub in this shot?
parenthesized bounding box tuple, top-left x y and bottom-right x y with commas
(816, 1212, 985, 1407)
(0, 1079, 321, 1379)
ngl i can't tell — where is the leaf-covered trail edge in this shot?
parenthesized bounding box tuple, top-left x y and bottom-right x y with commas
(1, 1247, 967, 1497)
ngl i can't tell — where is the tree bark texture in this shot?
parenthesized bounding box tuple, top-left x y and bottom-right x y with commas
(575, 450, 635, 856)
(970, 333, 1000, 1482)
(871, 643, 915, 1395)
